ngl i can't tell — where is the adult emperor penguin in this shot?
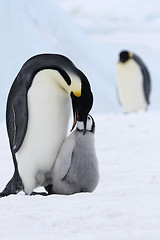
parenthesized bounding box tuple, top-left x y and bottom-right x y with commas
(116, 50, 151, 113)
(0, 54, 93, 197)
(50, 114, 99, 195)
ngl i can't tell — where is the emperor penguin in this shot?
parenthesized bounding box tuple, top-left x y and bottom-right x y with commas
(50, 114, 99, 195)
(0, 54, 93, 197)
(116, 50, 151, 113)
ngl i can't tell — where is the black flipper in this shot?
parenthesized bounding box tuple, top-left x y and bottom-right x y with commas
(133, 54, 151, 104)
(0, 76, 29, 197)
(6, 75, 29, 153)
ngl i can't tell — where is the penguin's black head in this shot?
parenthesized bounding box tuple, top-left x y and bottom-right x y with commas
(77, 114, 95, 134)
(71, 70, 93, 135)
(119, 51, 132, 63)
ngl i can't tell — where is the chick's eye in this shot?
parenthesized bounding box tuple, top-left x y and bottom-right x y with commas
(88, 116, 91, 120)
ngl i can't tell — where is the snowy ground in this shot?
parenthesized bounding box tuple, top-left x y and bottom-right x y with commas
(1, 112, 160, 240)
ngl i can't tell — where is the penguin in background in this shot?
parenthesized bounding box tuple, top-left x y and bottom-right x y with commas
(50, 114, 99, 195)
(0, 54, 93, 197)
(116, 50, 151, 113)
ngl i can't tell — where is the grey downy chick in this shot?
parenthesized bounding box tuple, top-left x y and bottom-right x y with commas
(51, 114, 99, 195)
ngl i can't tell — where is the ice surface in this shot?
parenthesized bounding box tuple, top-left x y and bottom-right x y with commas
(1, 112, 160, 239)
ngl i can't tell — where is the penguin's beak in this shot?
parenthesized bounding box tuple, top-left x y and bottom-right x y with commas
(120, 57, 125, 63)
(70, 105, 77, 132)
(70, 91, 79, 132)
(70, 82, 93, 134)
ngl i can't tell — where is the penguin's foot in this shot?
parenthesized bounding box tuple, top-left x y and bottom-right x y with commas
(45, 184, 53, 195)
(31, 191, 48, 196)
(0, 171, 23, 198)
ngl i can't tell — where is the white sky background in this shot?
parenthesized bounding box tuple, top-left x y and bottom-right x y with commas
(0, 0, 160, 119)
(57, 0, 160, 49)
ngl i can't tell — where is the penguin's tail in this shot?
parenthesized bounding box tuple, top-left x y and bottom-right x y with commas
(0, 170, 23, 198)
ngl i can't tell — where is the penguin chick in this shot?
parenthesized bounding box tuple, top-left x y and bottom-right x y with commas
(51, 115, 99, 195)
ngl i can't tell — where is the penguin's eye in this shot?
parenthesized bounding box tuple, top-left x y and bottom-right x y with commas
(88, 116, 91, 120)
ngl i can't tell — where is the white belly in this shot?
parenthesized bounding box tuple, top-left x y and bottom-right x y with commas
(116, 59, 147, 113)
(16, 70, 71, 194)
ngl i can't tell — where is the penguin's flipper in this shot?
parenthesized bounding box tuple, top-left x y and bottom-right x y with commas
(58, 134, 76, 180)
(1, 80, 28, 197)
(6, 80, 29, 153)
(142, 68, 151, 104)
(45, 136, 76, 195)
(2, 81, 28, 197)
(133, 54, 151, 104)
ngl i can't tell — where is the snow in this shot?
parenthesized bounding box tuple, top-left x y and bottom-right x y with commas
(1, 112, 160, 239)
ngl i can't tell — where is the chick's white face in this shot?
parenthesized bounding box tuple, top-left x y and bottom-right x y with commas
(77, 115, 95, 132)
